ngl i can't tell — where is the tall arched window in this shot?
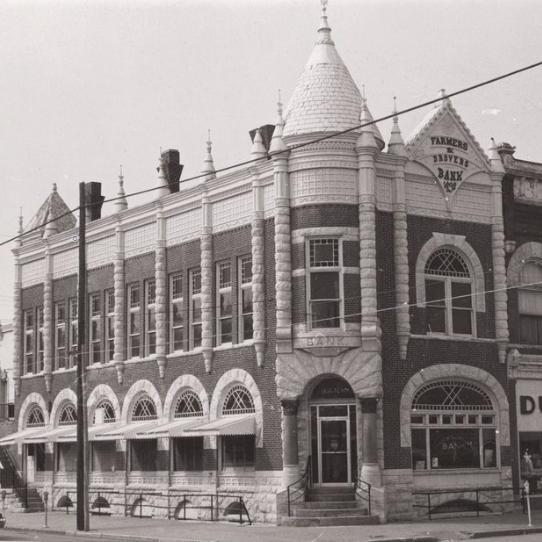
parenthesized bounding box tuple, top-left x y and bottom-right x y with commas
(519, 261, 542, 345)
(57, 403, 77, 473)
(411, 380, 497, 470)
(130, 395, 157, 472)
(173, 390, 204, 472)
(91, 399, 117, 473)
(425, 248, 474, 336)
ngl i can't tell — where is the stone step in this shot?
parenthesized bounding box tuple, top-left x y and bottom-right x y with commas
(307, 486, 354, 494)
(294, 507, 368, 518)
(305, 493, 356, 502)
(300, 500, 359, 509)
(282, 514, 379, 527)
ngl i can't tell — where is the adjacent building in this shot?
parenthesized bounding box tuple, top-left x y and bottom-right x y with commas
(3, 3, 539, 524)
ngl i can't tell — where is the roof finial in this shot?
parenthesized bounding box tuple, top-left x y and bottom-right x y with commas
(114, 165, 128, 213)
(270, 91, 288, 155)
(388, 98, 406, 157)
(201, 131, 216, 181)
(154, 153, 170, 200)
(16, 208, 24, 247)
(393, 96, 397, 114)
(250, 128, 267, 159)
(52, 183, 57, 192)
(317, 0, 333, 43)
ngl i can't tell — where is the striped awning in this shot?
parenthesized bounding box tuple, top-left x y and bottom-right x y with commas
(24, 425, 76, 443)
(93, 420, 159, 440)
(136, 417, 204, 438)
(55, 424, 120, 442)
(183, 415, 255, 437)
(0, 426, 46, 446)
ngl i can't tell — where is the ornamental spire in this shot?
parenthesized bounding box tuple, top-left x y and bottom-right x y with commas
(488, 137, 505, 174)
(16, 208, 24, 247)
(114, 165, 128, 213)
(270, 91, 288, 154)
(201, 131, 216, 181)
(154, 154, 170, 199)
(388, 97, 406, 157)
(250, 128, 267, 159)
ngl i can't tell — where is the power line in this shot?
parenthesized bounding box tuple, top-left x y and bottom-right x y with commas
(1, 59, 542, 250)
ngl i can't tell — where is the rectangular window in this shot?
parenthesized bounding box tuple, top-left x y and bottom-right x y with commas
(519, 289, 542, 345)
(173, 437, 203, 471)
(105, 290, 115, 362)
(55, 302, 66, 370)
(145, 280, 157, 356)
(68, 299, 78, 369)
(221, 435, 255, 469)
(169, 273, 184, 353)
(56, 442, 77, 471)
(189, 268, 202, 349)
(37, 307, 44, 373)
(89, 294, 102, 364)
(23, 310, 35, 375)
(239, 256, 253, 342)
(519, 432, 542, 493)
(130, 440, 157, 471)
(127, 284, 141, 359)
(91, 441, 116, 472)
(425, 280, 446, 333)
(308, 239, 341, 329)
(217, 262, 232, 345)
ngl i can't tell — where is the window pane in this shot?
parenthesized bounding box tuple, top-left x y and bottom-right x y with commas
(482, 428, 496, 468)
(520, 315, 542, 345)
(412, 428, 427, 470)
(242, 289, 253, 312)
(173, 437, 203, 471)
(426, 306, 446, 333)
(242, 315, 253, 341)
(173, 328, 184, 351)
(220, 292, 232, 317)
(92, 441, 116, 472)
(425, 280, 445, 306)
(220, 318, 232, 343)
(172, 300, 184, 325)
(312, 301, 340, 328)
(311, 272, 339, 299)
(452, 308, 472, 335)
(222, 435, 255, 469)
(193, 324, 202, 348)
(131, 440, 157, 471)
(429, 428, 480, 469)
(130, 312, 140, 334)
(452, 282, 472, 309)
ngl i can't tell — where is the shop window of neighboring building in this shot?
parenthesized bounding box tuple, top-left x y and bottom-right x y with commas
(56, 403, 77, 472)
(145, 280, 157, 356)
(55, 302, 67, 370)
(220, 385, 255, 470)
(37, 307, 44, 373)
(424, 248, 474, 336)
(127, 284, 141, 359)
(68, 299, 78, 369)
(23, 309, 35, 375)
(89, 294, 102, 364)
(308, 238, 342, 329)
(91, 399, 116, 472)
(519, 432, 542, 493)
(410, 380, 497, 471)
(238, 255, 253, 342)
(518, 261, 542, 345)
(130, 395, 158, 472)
(173, 390, 204, 472)
(189, 268, 202, 350)
(169, 273, 184, 353)
(217, 262, 232, 345)
(105, 290, 115, 362)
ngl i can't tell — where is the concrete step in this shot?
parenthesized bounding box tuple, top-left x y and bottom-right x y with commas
(294, 507, 367, 518)
(305, 493, 356, 502)
(282, 514, 379, 527)
(301, 500, 359, 509)
(307, 486, 354, 494)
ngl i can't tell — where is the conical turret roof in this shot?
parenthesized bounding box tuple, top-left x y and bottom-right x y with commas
(25, 184, 76, 237)
(283, 3, 361, 139)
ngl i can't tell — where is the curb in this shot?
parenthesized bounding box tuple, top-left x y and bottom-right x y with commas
(469, 526, 542, 538)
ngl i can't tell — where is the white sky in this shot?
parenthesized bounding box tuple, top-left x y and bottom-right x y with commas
(1, 0, 542, 323)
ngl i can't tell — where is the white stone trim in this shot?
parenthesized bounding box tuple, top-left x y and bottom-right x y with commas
(17, 392, 49, 431)
(399, 364, 509, 448)
(163, 375, 209, 421)
(209, 369, 263, 447)
(87, 384, 121, 425)
(507, 242, 542, 286)
(415, 232, 486, 312)
(50, 389, 77, 427)
(291, 228, 359, 244)
(121, 379, 163, 425)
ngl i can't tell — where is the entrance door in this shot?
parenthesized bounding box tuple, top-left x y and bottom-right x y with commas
(320, 417, 349, 484)
(25, 444, 36, 483)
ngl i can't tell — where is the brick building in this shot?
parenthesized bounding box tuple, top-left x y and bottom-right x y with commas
(2, 3, 533, 524)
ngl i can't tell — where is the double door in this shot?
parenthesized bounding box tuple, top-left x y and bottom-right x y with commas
(311, 404, 357, 486)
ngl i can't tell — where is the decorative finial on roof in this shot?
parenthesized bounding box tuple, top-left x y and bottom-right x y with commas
(201, 131, 217, 181)
(356, 98, 377, 149)
(488, 137, 505, 174)
(114, 165, 128, 213)
(154, 153, 170, 200)
(434, 88, 451, 108)
(388, 97, 406, 157)
(15, 208, 24, 247)
(270, 91, 288, 155)
(52, 183, 57, 192)
(317, 0, 333, 44)
(250, 128, 267, 159)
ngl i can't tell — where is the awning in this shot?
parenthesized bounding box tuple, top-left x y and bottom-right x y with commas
(136, 417, 203, 438)
(93, 420, 159, 440)
(183, 415, 255, 437)
(25, 425, 77, 443)
(55, 424, 119, 442)
(0, 426, 46, 446)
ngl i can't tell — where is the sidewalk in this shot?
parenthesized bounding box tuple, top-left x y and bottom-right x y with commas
(2, 508, 542, 542)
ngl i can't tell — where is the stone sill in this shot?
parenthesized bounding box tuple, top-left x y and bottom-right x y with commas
(410, 334, 496, 343)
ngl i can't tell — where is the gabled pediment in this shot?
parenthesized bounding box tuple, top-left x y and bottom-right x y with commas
(405, 98, 491, 200)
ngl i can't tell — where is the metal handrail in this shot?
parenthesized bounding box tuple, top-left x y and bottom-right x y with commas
(353, 475, 371, 516)
(286, 455, 312, 517)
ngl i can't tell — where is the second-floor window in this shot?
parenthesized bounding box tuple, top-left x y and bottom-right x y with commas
(145, 280, 157, 356)
(425, 248, 474, 336)
(89, 294, 102, 364)
(217, 262, 232, 345)
(519, 261, 542, 345)
(189, 268, 202, 349)
(239, 256, 253, 341)
(169, 273, 184, 353)
(128, 284, 141, 359)
(55, 302, 67, 370)
(24, 309, 35, 374)
(68, 299, 78, 369)
(308, 238, 341, 329)
(105, 290, 115, 362)
(37, 307, 44, 373)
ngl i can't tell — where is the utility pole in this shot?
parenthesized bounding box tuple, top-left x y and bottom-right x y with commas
(76, 182, 89, 531)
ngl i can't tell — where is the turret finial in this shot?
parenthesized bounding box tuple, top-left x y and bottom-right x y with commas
(114, 165, 128, 213)
(201, 131, 216, 181)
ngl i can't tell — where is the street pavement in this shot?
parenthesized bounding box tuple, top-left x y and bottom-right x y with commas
(1, 508, 542, 542)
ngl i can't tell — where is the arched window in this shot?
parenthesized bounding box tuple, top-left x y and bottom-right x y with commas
(174, 390, 203, 418)
(425, 248, 474, 336)
(411, 381, 497, 471)
(518, 261, 542, 345)
(58, 404, 77, 426)
(222, 385, 255, 416)
(91, 399, 116, 474)
(130, 395, 157, 473)
(131, 395, 157, 422)
(26, 407, 45, 427)
(93, 399, 116, 425)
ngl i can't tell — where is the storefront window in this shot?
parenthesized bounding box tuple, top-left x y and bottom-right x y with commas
(519, 432, 542, 494)
(411, 380, 497, 470)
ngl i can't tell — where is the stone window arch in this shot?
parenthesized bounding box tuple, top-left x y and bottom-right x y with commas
(163, 375, 208, 421)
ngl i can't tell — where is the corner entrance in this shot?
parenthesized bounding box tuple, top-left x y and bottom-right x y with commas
(309, 377, 357, 486)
